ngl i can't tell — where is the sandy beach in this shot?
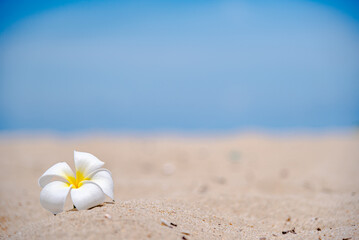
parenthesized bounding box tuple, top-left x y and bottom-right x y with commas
(0, 132, 358, 239)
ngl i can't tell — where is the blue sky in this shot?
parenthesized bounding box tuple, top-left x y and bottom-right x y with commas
(0, 0, 358, 132)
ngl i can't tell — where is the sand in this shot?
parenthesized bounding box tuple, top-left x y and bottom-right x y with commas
(0, 132, 358, 239)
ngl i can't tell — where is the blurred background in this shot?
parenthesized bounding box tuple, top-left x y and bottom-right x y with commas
(0, 0, 358, 133)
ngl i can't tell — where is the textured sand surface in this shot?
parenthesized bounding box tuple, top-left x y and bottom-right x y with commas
(0, 133, 358, 239)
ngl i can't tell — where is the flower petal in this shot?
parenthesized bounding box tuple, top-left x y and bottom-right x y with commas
(40, 181, 72, 214)
(38, 162, 75, 188)
(70, 182, 105, 210)
(74, 151, 104, 178)
(88, 169, 114, 200)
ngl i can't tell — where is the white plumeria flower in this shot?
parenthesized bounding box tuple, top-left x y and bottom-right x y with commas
(38, 151, 114, 215)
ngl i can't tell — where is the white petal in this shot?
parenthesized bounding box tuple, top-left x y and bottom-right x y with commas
(38, 162, 75, 188)
(88, 169, 114, 200)
(70, 182, 105, 210)
(40, 181, 72, 214)
(74, 151, 104, 178)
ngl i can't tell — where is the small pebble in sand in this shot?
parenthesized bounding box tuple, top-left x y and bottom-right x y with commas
(181, 230, 190, 235)
(162, 163, 176, 175)
(214, 177, 226, 185)
(198, 184, 208, 193)
(282, 227, 296, 234)
(228, 150, 241, 162)
(279, 168, 289, 178)
(104, 214, 112, 219)
(161, 218, 173, 228)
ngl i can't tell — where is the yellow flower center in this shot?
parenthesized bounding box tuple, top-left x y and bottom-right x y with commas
(65, 170, 90, 189)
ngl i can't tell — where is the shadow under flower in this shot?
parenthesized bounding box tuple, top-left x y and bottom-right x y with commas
(88, 201, 115, 210)
(66, 201, 115, 212)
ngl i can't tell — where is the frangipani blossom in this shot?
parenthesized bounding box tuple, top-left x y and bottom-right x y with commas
(38, 151, 114, 214)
